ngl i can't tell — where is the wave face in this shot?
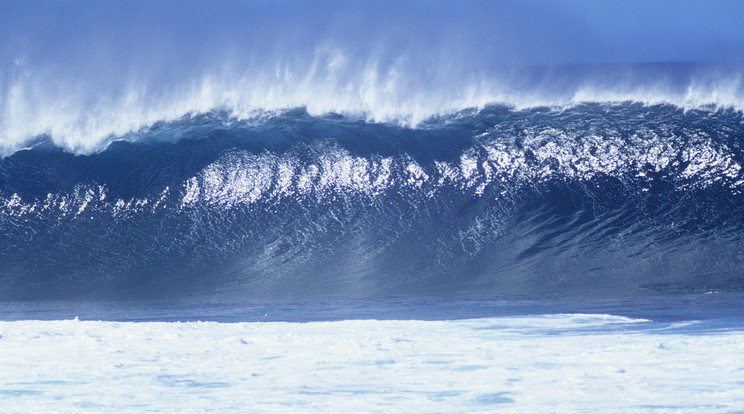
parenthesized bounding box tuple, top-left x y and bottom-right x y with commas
(2, 104, 744, 300)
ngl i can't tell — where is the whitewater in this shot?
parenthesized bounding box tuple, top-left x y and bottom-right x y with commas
(3, 0, 744, 412)
(1, 313, 742, 412)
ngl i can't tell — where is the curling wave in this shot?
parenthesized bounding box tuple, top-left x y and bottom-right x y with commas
(1, 103, 744, 300)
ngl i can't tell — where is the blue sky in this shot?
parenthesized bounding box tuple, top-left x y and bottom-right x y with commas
(2, 0, 744, 68)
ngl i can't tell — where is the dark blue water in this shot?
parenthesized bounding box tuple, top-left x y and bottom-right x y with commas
(1, 294, 742, 329)
(2, 103, 744, 308)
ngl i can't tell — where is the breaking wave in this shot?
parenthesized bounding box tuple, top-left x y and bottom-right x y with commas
(4, 1, 744, 301)
(2, 103, 744, 300)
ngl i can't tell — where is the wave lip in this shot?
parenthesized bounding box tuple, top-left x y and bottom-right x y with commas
(3, 59, 744, 155)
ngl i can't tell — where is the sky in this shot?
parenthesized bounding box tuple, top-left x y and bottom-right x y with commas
(2, 0, 744, 69)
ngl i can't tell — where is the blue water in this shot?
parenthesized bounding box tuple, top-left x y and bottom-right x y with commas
(1, 293, 743, 325)
(2, 1, 744, 325)
(2, 104, 744, 305)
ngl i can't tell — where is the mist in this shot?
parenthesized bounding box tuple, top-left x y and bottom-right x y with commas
(1, 0, 744, 153)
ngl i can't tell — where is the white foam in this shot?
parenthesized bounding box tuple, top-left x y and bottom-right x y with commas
(1, 121, 741, 218)
(2, 58, 744, 156)
(0, 314, 741, 411)
(3, 0, 744, 156)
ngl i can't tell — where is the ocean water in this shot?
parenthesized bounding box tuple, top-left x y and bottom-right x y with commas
(3, 104, 744, 302)
(3, 1, 744, 412)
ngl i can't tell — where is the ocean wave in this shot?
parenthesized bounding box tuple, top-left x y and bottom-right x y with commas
(1, 104, 743, 300)
(4, 1, 744, 300)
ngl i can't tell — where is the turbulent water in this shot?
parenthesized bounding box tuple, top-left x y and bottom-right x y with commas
(5, 2, 744, 412)
(1, 103, 744, 301)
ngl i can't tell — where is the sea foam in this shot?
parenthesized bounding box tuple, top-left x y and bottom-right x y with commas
(0, 314, 742, 412)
